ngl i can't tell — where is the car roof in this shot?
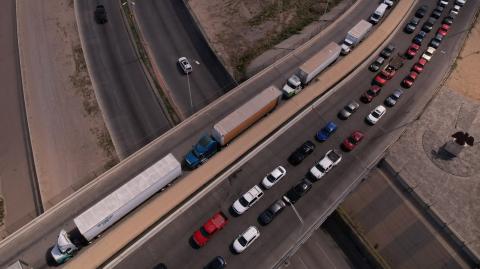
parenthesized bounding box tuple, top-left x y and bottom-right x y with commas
(375, 105, 386, 113)
(243, 226, 258, 239)
(393, 89, 404, 96)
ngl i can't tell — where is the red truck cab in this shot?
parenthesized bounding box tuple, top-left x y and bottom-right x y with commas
(192, 212, 228, 247)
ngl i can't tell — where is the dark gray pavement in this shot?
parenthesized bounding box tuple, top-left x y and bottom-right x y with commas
(76, 0, 172, 157)
(133, 0, 236, 117)
(109, 1, 480, 268)
(0, 0, 39, 234)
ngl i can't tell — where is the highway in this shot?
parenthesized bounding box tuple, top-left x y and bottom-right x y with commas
(132, 0, 236, 118)
(0, 0, 406, 267)
(108, 1, 479, 268)
(76, 0, 173, 157)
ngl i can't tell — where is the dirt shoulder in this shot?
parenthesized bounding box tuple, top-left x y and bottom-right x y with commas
(187, 0, 346, 80)
(16, 0, 117, 213)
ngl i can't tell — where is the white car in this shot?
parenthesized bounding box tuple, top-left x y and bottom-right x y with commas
(455, 0, 466, 6)
(309, 149, 342, 181)
(366, 105, 386, 125)
(232, 226, 260, 253)
(262, 166, 286, 189)
(439, 0, 449, 7)
(232, 185, 264, 215)
(178, 57, 192, 74)
(421, 47, 436, 62)
(383, 0, 394, 7)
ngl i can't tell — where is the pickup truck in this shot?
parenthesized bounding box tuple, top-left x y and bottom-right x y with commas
(309, 149, 342, 181)
(192, 212, 228, 247)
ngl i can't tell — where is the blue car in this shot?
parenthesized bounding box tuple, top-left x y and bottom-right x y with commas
(316, 121, 337, 141)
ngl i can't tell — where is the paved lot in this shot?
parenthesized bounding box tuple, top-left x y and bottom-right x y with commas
(342, 168, 469, 268)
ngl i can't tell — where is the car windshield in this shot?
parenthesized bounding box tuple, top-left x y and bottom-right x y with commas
(348, 136, 358, 144)
(267, 174, 276, 183)
(390, 94, 399, 101)
(239, 197, 249, 207)
(367, 89, 375, 96)
(315, 164, 327, 173)
(238, 236, 248, 246)
(372, 111, 381, 118)
(199, 227, 210, 238)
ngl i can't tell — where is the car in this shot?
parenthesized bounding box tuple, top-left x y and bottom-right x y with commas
(415, 5, 428, 18)
(261, 166, 287, 189)
(412, 62, 424, 73)
(422, 46, 436, 61)
(430, 38, 441, 49)
(258, 199, 286, 225)
(316, 121, 337, 142)
(438, 0, 449, 7)
(452, 4, 461, 13)
(288, 140, 315, 165)
(361, 85, 382, 103)
(434, 5, 445, 13)
(422, 17, 437, 32)
(342, 131, 365, 151)
(456, 0, 466, 7)
(370, 56, 386, 72)
(433, 33, 444, 44)
(402, 71, 419, 88)
(338, 100, 360, 119)
(380, 44, 395, 59)
(373, 73, 388, 86)
(232, 226, 260, 253)
(153, 263, 167, 269)
(204, 256, 226, 269)
(405, 43, 420, 58)
(193, 212, 228, 247)
(383, 0, 394, 7)
(449, 8, 459, 18)
(417, 57, 428, 69)
(437, 26, 448, 36)
(404, 17, 420, 34)
(309, 149, 342, 181)
(178, 57, 193, 74)
(366, 105, 387, 125)
(94, 5, 108, 24)
(443, 16, 454, 25)
(413, 31, 427, 45)
(431, 10, 442, 19)
(385, 89, 404, 107)
(283, 179, 312, 204)
(232, 185, 264, 215)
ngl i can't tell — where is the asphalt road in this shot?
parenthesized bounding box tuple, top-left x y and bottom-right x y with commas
(76, 0, 172, 157)
(108, 1, 480, 268)
(132, 0, 236, 118)
(0, 0, 40, 233)
(0, 1, 411, 267)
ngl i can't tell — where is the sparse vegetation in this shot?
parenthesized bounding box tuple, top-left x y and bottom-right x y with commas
(0, 196, 4, 226)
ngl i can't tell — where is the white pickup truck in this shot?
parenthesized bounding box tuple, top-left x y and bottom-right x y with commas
(309, 149, 342, 181)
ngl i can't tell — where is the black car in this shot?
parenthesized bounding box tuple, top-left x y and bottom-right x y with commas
(415, 5, 428, 18)
(404, 17, 420, 34)
(433, 33, 444, 43)
(413, 31, 427, 45)
(431, 10, 442, 19)
(94, 5, 108, 24)
(430, 38, 440, 49)
(443, 16, 454, 25)
(288, 141, 315, 165)
(380, 44, 395, 58)
(369, 56, 385, 72)
(283, 179, 312, 204)
(422, 17, 436, 32)
(258, 200, 286, 225)
(204, 256, 226, 269)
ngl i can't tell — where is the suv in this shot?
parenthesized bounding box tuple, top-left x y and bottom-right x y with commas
(380, 44, 395, 58)
(370, 56, 385, 72)
(309, 149, 342, 181)
(288, 141, 315, 165)
(261, 166, 287, 189)
(94, 5, 108, 24)
(283, 179, 313, 204)
(338, 100, 360, 119)
(178, 57, 193, 74)
(232, 226, 260, 253)
(258, 199, 287, 225)
(232, 185, 264, 215)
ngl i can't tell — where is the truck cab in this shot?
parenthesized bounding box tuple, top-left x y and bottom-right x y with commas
(281, 74, 302, 98)
(340, 39, 353, 55)
(50, 230, 78, 264)
(185, 135, 219, 169)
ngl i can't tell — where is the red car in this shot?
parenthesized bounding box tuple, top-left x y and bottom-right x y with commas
(192, 212, 228, 247)
(361, 85, 382, 103)
(405, 43, 420, 59)
(374, 73, 388, 86)
(417, 57, 427, 68)
(402, 71, 419, 88)
(412, 63, 424, 73)
(342, 131, 365, 151)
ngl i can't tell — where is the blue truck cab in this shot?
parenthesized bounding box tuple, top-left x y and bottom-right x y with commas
(185, 135, 219, 169)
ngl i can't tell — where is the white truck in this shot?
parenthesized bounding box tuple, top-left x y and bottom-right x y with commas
(309, 149, 342, 181)
(369, 3, 388, 24)
(50, 153, 182, 264)
(341, 20, 373, 55)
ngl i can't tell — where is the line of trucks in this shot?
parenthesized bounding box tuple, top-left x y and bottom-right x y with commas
(49, 13, 379, 266)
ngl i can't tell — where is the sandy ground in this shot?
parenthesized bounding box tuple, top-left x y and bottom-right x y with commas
(15, 0, 117, 215)
(447, 12, 480, 100)
(188, 0, 342, 79)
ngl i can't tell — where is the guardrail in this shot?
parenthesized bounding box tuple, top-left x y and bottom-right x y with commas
(66, 0, 417, 268)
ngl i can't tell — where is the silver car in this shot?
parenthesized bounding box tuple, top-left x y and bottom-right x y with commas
(178, 57, 193, 74)
(385, 89, 403, 107)
(338, 100, 360, 119)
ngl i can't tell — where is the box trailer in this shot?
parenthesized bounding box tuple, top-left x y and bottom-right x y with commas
(50, 153, 182, 264)
(297, 42, 341, 85)
(212, 86, 282, 146)
(341, 20, 373, 54)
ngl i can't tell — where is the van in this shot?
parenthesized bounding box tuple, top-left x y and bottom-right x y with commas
(370, 3, 388, 24)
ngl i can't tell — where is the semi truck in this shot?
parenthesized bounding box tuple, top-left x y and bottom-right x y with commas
(282, 42, 341, 98)
(185, 86, 282, 168)
(341, 20, 373, 55)
(50, 153, 182, 264)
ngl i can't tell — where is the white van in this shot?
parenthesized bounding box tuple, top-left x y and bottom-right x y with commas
(370, 3, 388, 24)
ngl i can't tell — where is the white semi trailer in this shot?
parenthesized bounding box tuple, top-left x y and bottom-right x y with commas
(50, 153, 182, 264)
(340, 20, 373, 55)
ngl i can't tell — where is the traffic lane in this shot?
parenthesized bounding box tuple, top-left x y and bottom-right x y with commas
(133, 0, 235, 117)
(77, 0, 172, 157)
